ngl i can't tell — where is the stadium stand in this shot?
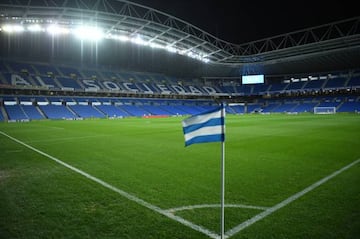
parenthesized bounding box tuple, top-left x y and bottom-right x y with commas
(7, 61, 36, 75)
(252, 84, 270, 95)
(323, 77, 347, 89)
(95, 104, 130, 118)
(69, 105, 106, 118)
(22, 105, 45, 120)
(303, 79, 325, 90)
(39, 104, 77, 120)
(58, 66, 83, 78)
(347, 77, 360, 88)
(4, 105, 28, 121)
(32, 63, 61, 76)
(0, 108, 4, 121)
(268, 82, 288, 93)
(0, 58, 359, 121)
(286, 81, 306, 92)
(33, 75, 61, 89)
(57, 77, 83, 90)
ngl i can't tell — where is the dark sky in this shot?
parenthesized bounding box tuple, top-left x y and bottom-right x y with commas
(131, 0, 358, 44)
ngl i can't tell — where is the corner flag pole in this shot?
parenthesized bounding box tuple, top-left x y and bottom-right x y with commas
(220, 103, 225, 239)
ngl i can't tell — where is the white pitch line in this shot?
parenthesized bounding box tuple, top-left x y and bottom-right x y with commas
(0, 131, 219, 239)
(226, 158, 360, 238)
(166, 204, 269, 213)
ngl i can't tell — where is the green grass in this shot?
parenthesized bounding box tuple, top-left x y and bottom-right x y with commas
(0, 114, 359, 238)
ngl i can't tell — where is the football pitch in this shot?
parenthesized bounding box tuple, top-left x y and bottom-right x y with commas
(0, 114, 359, 239)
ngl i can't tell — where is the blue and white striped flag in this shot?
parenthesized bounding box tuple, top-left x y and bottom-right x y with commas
(182, 105, 225, 147)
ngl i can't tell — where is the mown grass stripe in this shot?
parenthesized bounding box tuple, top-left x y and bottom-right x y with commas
(0, 130, 219, 239)
(226, 158, 360, 238)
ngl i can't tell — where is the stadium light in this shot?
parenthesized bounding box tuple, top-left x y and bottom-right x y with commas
(166, 45, 177, 53)
(27, 24, 43, 32)
(149, 42, 163, 49)
(130, 35, 148, 46)
(46, 25, 70, 35)
(114, 34, 130, 42)
(2, 24, 24, 33)
(73, 26, 104, 41)
(0, 21, 211, 63)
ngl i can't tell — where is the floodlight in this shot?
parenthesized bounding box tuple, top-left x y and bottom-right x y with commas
(27, 24, 43, 32)
(149, 42, 163, 49)
(130, 35, 148, 46)
(166, 45, 177, 53)
(202, 58, 210, 63)
(2, 24, 24, 33)
(116, 35, 130, 42)
(47, 25, 70, 35)
(0, 19, 212, 63)
(73, 26, 103, 41)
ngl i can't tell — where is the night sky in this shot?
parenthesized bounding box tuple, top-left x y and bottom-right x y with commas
(131, 0, 358, 44)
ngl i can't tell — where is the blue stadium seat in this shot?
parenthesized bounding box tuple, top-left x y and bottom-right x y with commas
(95, 105, 130, 117)
(82, 69, 100, 78)
(4, 105, 28, 120)
(273, 103, 298, 113)
(34, 75, 61, 89)
(7, 61, 36, 74)
(0, 107, 5, 121)
(292, 103, 318, 113)
(141, 105, 171, 115)
(69, 105, 105, 118)
(56, 77, 83, 89)
(262, 103, 281, 113)
(33, 63, 60, 76)
(58, 66, 82, 77)
(252, 84, 270, 95)
(347, 77, 360, 88)
(338, 102, 360, 112)
(22, 105, 44, 120)
(303, 80, 325, 90)
(118, 105, 150, 116)
(234, 85, 252, 95)
(286, 81, 306, 91)
(39, 105, 76, 119)
(227, 105, 245, 114)
(323, 77, 346, 89)
(268, 83, 288, 93)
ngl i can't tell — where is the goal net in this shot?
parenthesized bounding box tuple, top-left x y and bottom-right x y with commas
(313, 106, 336, 114)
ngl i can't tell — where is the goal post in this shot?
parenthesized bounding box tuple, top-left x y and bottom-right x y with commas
(313, 106, 336, 114)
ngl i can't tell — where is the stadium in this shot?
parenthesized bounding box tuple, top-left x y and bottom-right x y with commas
(0, 1, 359, 238)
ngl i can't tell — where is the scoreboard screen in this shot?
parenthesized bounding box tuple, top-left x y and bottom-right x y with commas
(242, 75, 264, 84)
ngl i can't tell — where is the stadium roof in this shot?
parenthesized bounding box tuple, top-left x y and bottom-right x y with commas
(0, 0, 360, 77)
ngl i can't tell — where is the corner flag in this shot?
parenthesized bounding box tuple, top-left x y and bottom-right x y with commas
(182, 105, 225, 147)
(182, 103, 227, 239)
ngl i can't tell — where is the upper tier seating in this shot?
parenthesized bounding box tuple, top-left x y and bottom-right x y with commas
(303, 80, 325, 90)
(323, 77, 347, 89)
(347, 77, 360, 88)
(286, 81, 306, 91)
(1, 60, 358, 98)
(32, 63, 61, 76)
